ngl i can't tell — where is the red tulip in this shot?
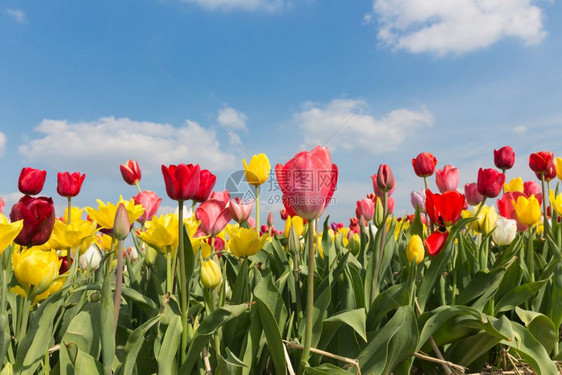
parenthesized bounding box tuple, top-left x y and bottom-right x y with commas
(529, 151, 554, 174)
(524, 181, 542, 197)
(425, 231, 449, 256)
(425, 189, 464, 228)
(193, 169, 216, 202)
(435, 165, 459, 193)
(412, 152, 438, 177)
(356, 198, 375, 223)
(494, 146, 515, 170)
(161, 164, 200, 201)
(371, 174, 396, 197)
(195, 198, 232, 236)
(375, 164, 395, 194)
(275, 146, 338, 221)
(18, 167, 47, 195)
(57, 172, 86, 198)
(10, 195, 55, 247)
(497, 192, 528, 232)
(133, 190, 162, 224)
(330, 222, 344, 232)
(229, 197, 254, 224)
(280, 209, 288, 221)
(464, 183, 483, 206)
(477, 168, 505, 198)
(349, 217, 360, 234)
(120, 160, 142, 186)
(538, 161, 557, 182)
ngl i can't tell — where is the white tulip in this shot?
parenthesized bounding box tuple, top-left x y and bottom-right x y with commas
(79, 245, 102, 271)
(492, 217, 517, 246)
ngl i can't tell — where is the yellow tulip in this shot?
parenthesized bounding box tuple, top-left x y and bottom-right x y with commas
(347, 232, 361, 256)
(472, 205, 498, 236)
(229, 227, 268, 257)
(12, 247, 60, 291)
(139, 214, 179, 253)
(550, 190, 562, 217)
(96, 233, 114, 252)
(243, 153, 271, 186)
(51, 219, 98, 254)
(200, 260, 222, 289)
(0, 215, 23, 255)
(504, 177, 524, 193)
(406, 235, 424, 265)
(85, 196, 144, 230)
(512, 195, 542, 227)
(63, 206, 84, 223)
(556, 157, 562, 180)
(285, 216, 305, 238)
(11, 276, 66, 305)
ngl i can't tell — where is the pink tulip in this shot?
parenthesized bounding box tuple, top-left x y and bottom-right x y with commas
(464, 183, 484, 206)
(195, 199, 231, 236)
(275, 146, 338, 221)
(371, 174, 396, 197)
(209, 190, 231, 205)
(356, 198, 375, 223)
(133, 190, 162, 224)
(435, 165, 459, 193)
(410, 190, 426, 212)
(524, 181, 541, 197)
(229, 198, 254, 224)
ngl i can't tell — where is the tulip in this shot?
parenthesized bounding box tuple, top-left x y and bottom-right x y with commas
(524, 181, 541, 198)
(193, 169, 217, 202)
(85, 196, 144, 231)
(473, 205, 498, 236)
(424, 231, 449, 256)
(435, 165, 459, 193)
(497, 192, 528, 232)
(406, 235, 424, 264)
(529, 151, 554, 174)
(425, 190, 465, 228)
(280, 209, 288, 221)
(12, 247, 60, 290)
(412, 152, 438, 177)
(539, 162, 557, 182)
(356, 198, 375, 223)
(331, 222, 344, 232)
(371, 174, 396, 197)
(464, 183, 484, 206)
(0, 197, 4, 214)
(57, 172, 86, 198)
(349, 217, 360, 234)
(18, 167, 47, 196)
(0, 215, 23, 254)
(120, 159, 142, 186)
(285, 215, 305, 238)
(229, 198, 254, 224)
(113, 203, 131, 241)
(410, 190, 426, 212)
(492, 217, 517, 246)
(494, 146, 515, 171)
(477, 168, 505, 198)
(549, 190, 562, 217)
(267, 212, 274, 227)
(78, 244, 102, 270)
(347, 232, 361, 256)
(51, 219, 98, 254)
(200, 260, 222, 289)
(504, 177, 524, 193)
(512, 195, 542, 227)
(209, 190, 231, 205)
(556, 157, 562, 180)
(375, 164, 395, 194)
(133, 190, 162, 224)
(127, 247, 139, 262)
(195, 198, 232, 236)
(229, 227, 268, 257)
(161, 164, 201, 201)
(243, 153, 271, 186)
(275, 146, 338, 221)
(10, 196, 55, 247)
(139, 214, 179, 253)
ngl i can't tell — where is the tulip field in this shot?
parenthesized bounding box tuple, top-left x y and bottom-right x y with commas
(2, 146, 562, 375)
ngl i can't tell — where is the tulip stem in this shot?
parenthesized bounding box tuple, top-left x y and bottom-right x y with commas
(298, 219, 316, 374)
(423, 176, 429, 191)
(166, 247, 173, 293)
(528, 230, 535, 283)
(113, 239, 124, 333)
(135, 182, 141, 194)
(372, 192, 389, 303)
(541, 175, 550, 239)
(178, 200, 189, 363)
(255, 186, 260, 234)
(292, 251, 302, 318)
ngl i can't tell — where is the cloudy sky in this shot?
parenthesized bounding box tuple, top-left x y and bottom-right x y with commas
(1, 0, 561, 224)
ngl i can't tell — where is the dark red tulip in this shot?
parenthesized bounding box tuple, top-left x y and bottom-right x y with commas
(425, 231, 449, 256)
(371, 174, 396, 197)
(193, 169, 216, 202)
(10, 195, 55, 247)
(412, 152, 438, 177)
(494, 146, 515, 170)
(529, 151, 554, 174)
(280, 209, 288, 221)
(120, 160, 142, 186)
(57, 172, 86, 198)
(349, 217, 360, 234)
(375, 164, 395, 194)
(161, 164, 200, 201)
(464, 183, 484, 206)
(538, 161, 557, 182)
(425, 189, 464, 228)
(133, 190, 162, 224)
(477, 168, 505, 198)
(18, 167, 47, 195)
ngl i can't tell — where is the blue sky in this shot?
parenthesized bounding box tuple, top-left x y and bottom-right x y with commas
(1, 0, 561, 224)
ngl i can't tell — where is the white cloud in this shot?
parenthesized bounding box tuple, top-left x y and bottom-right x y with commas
(295, 98, 434, 154)
(373, 0, 546, 55)
(363, 13, 373, 25)
(513, 125, 527, 134)
(0, 132, 5, 156)
(217, 107, 248, 146)
(18, 116, 237, 174)
(184, 0, 287, 12)
(6, 9, 26, 23)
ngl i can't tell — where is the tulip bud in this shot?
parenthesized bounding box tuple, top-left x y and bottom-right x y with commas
(492, 217, 517, 246)
(113, 203, 131, 240)
(57, 172, 86, 198)
(374, 198, 384, 228)
(120, 159, 142, 186)
(375, 164, 395, 194)
(356, 198, 375, 223)
(494, 146, 515, 171)
(144, 244, 158, 267)
(18, 167, 47, 195)
(477, 168, 505, 198)
(267, 212, 274, 227)
(464, 183, 483, 206)
(280, 209, 288, 221)
(412, 153, 438, 177)
(10, 196, 55, 247)
(406, 234, 424, 264)
(435, 165, 459, 193)
(410, 190, 426, 212)
(78, 244, 102, 271)
(287, 225, 301, 253)
(200, 260, 222, 289)
(347, 232, 361, 256)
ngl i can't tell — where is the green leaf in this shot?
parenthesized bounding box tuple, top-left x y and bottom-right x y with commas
(515, 307, 557, 354)
(0, 315, 9, 366)
(180, 304, 249, 374)
(382, 306, 418, 375)
(504, 322, 558, 375)
(121, 286, 158, 312)
(323, 309, 367, 343)
(119, 314, 161, 375)
(446, 332, 501, 367)
(74, 351, 104, 375)
(456, 266, 505, 308)
(100, 271, 115, 375)
(305, 363, 351, 374)
(409, 205, 424, 239)
(157, 314, 182, 375)
(495, 280, 547, 313)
